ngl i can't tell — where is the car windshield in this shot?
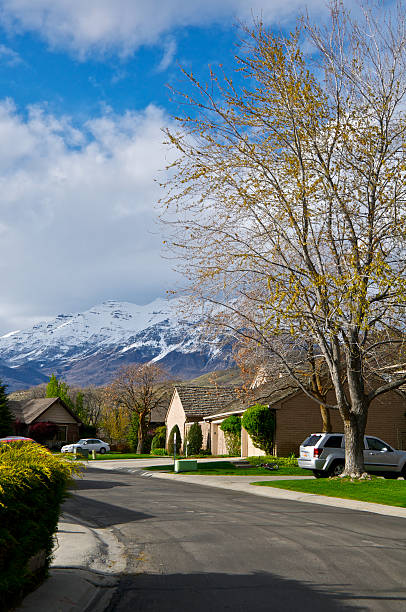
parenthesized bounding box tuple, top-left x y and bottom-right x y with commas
(302, 435, 322, 447)
(77, 439, 86, 444)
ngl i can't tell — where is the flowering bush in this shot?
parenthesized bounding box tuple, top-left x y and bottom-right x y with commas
(0, 441, 81, 609)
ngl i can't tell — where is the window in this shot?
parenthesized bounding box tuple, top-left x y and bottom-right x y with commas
(56, 426, 67, 442)
(322, 435, 343, 448)
(366, 437, 392, 452)
(302, 435, 321, 447)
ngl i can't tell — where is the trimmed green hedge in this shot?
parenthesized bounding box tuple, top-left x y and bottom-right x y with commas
(0, 441, 80, 611)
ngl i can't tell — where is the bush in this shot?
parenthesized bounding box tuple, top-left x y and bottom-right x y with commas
(241, 404, 275, 454)
(115, 443, 131, 453)
(220, 415, 241, 456)
(151, 448, 168, 456)
(167, 425, 181, 455)
(247, 455, 298, 467)
(151, 425, 167, 451)
(0, 441, 80, 610)
(185, 422, 203, 455)
(28, 422, 59, 445)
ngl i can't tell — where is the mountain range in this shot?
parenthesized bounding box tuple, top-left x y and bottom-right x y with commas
(0, 299, 235, 391)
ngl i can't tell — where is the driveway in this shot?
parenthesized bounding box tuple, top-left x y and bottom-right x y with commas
(62, 466, 406, 611)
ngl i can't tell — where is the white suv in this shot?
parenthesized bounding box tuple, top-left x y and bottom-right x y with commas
(298, 433, 406, 478)
(61, 438, 110, 454)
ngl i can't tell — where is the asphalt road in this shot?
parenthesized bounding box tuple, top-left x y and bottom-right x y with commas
(63, 467, 406, 612)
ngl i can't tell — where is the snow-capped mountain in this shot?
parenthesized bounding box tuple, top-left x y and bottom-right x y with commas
(0, 299, 234, 390)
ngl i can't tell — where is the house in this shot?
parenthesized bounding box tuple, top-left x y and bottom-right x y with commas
(8, 397, 82, 446)
(204, 376, 406, 457)
(165, 386, 240, 452)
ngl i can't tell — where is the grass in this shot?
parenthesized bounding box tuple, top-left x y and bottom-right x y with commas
(252, 477, 406, 507)
(146, 460, 309, 476)
(89, 453, 160, 460)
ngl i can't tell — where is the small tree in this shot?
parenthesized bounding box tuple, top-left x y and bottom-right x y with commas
(167, 424, 181, 455)
(241, 404, 275, 455)
(186, 422, 203, 455)
(0, 381, 12, 437)
(45, 374, 59, 398)
(46, 374, 75, 412)
(74, 391, 86, 422)
(220, 415, 241, 456)
(151, 425, 167, 451)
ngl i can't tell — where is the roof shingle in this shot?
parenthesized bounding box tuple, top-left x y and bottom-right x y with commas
(174, 386, 239, 418)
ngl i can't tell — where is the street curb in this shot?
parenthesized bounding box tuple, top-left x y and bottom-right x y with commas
(16, 513, 126, 612)
(17, 569, 119, 612)
(145, 471, 406, 519)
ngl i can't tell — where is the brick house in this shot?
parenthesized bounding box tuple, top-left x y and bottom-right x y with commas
(9, 397, 82, 447)
(165, 386, 239, 452)
(204, 377, 406, 457)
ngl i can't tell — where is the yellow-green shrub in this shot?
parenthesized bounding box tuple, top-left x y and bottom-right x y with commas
(0, 442, 81, 610)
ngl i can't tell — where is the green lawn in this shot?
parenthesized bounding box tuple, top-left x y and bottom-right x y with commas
(89, 453, 160, 460)
(252, 478, 406, 507)
(146, 460, 308, 476)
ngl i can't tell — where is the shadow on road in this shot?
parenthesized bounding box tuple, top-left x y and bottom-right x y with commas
(62, 495, 154, 528)
(107, 570, 362, 612)
(70, 479, 131, 490)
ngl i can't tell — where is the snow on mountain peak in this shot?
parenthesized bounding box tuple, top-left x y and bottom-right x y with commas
(0, 298, 235, 388)
(0, 297, 193, 365)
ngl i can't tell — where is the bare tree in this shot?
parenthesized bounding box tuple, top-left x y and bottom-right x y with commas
(161, 3, 406, 476)
(107, 363, 168, 454)
(79, 386, 106, 429)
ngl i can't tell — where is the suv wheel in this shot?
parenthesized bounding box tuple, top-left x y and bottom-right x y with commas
(328, 461, 344, 477)
(383, 473, 398, 479)
(99, 447, 106, 454)
(401, 465, 406, 480)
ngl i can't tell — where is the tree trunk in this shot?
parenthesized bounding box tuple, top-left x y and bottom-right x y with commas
(136, 413, 145, 454)
(342, 412, 367, 477)
(320, 404, 331, 433)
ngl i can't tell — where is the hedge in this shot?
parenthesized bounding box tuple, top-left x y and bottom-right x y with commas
(0, 441, 80, 611)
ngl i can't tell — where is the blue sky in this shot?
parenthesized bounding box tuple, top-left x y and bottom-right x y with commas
(0, 0, 356, 334)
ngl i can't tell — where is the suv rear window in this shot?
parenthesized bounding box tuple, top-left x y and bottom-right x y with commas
(302, 435, 322, 447)
(322, 435, 343, 448)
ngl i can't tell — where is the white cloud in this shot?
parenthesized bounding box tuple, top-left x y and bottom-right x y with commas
(0, 100, 179, 333)
(0, 43, 22, 65)
(156, 37, 177, 73)
(0, 0, 342, 58)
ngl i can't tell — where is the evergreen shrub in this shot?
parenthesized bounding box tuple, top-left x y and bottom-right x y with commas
(127, 413, 139, 452)
(0, 441, 80, 610)
(167, 425, 181, 455)
(185, 422, 203, 455)
(151, 448, 167, 456)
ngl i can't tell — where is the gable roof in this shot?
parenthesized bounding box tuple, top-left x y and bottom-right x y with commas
(205, 375, 300, 420)
(173, 386, 239, 418)
(8, 397, 82, 425)
(150, 403, 168, 423)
